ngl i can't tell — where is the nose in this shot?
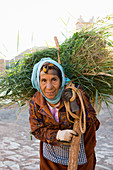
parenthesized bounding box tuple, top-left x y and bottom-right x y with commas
(46, 82, 53, 89)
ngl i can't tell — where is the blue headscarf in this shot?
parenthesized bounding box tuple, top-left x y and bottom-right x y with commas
(31, 57, 70, 104)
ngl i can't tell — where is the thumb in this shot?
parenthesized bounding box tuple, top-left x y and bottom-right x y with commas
(70, 130, 79, 136)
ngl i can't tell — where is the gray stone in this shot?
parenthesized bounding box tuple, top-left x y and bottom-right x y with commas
(4, 160, 15, 166)
(7, 142, 20, 150)
(102, 143, 113, 148)
(0, 162, 7, 168)
(5, 154, 24, 162)
(23, 164, 40, 170)
(22, 145, 34, 151)
(96, 153, 105, 158)
(105, 158, 113, 165)
(10, 163, 20, 170)
(20, 162, 32, 166)
(3, 137, 15, 142)
(96, 164, 111, 170)
(3, 150, 16, 155)
(0, 143, 7, 150)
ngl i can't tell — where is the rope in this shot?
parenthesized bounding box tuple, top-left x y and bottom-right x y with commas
(64, 82, 86, 134)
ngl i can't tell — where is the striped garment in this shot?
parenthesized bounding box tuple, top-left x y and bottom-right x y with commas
(43, 134, 87, 165)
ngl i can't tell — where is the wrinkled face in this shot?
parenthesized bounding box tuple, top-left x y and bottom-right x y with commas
(39, 69, 61, 99)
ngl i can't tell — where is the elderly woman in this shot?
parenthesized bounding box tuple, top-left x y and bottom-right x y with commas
(29, 57, 100, 170)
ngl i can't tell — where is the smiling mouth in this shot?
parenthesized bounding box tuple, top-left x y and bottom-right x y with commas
(46, 91, 55, 95)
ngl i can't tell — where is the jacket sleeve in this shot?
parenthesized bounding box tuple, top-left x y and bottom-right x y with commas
(29, 99, 59, 145)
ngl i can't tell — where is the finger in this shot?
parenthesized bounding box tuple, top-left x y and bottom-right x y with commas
(70, 131, 79, 136)
(64, 88, 72, 92)
(63, 94, 71, 98)
(59, 140, 71, 143)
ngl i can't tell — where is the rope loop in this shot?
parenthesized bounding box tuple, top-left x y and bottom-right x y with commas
(64, 82, 86, 134)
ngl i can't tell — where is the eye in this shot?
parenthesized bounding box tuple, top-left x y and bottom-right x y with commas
(41, 78, 46, 83)
(52, 78, 57, 81)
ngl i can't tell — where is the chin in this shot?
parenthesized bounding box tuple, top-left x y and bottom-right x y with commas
(45, 92, 56, 99)
(46, 96, 55, 99)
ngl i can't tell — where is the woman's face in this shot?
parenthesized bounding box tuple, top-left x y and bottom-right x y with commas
(40, 69, 61, 99)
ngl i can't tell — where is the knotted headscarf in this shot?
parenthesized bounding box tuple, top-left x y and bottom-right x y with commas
(31, 57, 70, 104)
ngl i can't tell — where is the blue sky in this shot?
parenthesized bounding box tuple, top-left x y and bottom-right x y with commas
(0, 0, 113, 59)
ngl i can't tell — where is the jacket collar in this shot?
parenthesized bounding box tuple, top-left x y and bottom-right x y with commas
(32, 91, 64, 117)
(33, 91, 46, 108)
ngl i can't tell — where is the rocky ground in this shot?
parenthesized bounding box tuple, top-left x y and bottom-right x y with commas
(0, 103, 113, 170)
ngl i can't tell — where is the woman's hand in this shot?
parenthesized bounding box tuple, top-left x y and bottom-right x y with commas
(62, 89, 80, 113)
(56, 129, 78, 142)
(62, 89, 72, 102)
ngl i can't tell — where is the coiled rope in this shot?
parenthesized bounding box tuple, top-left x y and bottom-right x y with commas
(64, 82, 86, 134)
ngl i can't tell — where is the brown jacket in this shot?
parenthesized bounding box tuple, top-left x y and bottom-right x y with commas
(29, 86, 100, 147)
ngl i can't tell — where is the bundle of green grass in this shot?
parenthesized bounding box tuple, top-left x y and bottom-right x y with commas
(0, 16, 113, 111)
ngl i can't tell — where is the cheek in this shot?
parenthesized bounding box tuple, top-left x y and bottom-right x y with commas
(55, 81, 61, 91)
(39, 82, 45, 91)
